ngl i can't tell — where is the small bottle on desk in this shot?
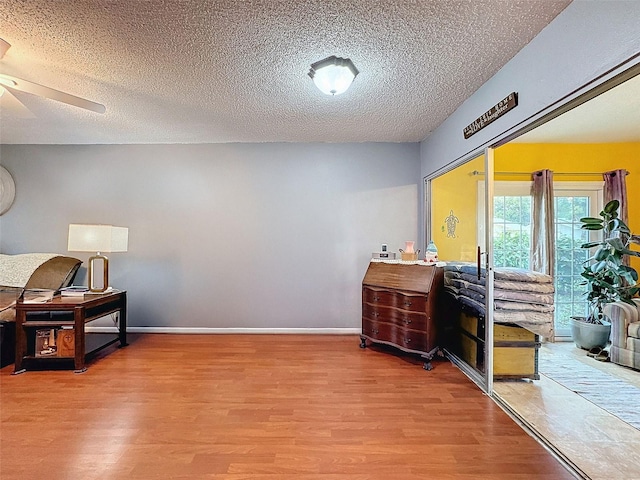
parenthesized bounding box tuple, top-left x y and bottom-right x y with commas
(425, 241, 438, 264)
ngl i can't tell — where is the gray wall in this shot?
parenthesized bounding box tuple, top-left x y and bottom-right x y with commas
(0, 142, 420, 330)
(418, 0, 640, 247)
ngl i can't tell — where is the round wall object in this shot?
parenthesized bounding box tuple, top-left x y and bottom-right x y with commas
(0, 166, 16, 215)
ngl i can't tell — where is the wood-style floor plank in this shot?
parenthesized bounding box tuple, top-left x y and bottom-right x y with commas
(1, 334, 575, 479)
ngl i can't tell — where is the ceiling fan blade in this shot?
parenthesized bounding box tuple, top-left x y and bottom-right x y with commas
(0, 89, 36, 118)
(0, 74, 106, 114)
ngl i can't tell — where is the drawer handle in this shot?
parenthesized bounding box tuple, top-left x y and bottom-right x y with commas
(404, 338, 411, 343)
(373, 329, 379, 334)
(373, 312, 380, 317)
(404, 301, 412, 307)
(403, 318, 412, 325)
(373, 296, 380, 301)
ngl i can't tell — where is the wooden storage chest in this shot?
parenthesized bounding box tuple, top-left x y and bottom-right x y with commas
(454, 308, 540, 380)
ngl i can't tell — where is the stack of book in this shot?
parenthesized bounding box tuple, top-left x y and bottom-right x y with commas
(59, 286, 90, 297)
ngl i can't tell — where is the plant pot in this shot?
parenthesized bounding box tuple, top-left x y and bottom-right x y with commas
(569, 316, 611, 350)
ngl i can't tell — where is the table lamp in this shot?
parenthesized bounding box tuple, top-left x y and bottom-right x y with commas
(68, 224, 128, 292)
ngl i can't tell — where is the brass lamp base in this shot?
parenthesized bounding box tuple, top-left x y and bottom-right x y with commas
(88, 253, 109, 292)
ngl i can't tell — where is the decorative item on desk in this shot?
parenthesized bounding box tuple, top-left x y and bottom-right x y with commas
(373, 243, 396, 260)
(67, 224, 128, 293)
(372, 251, 396, 260)
(425, 241, 438, 264)
(400, 241, 418, 261)
(406, 249, 420, 261)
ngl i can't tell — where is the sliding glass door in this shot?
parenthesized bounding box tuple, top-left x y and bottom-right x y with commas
(427, 149, 494, 393)
(479, 179, 603, 339)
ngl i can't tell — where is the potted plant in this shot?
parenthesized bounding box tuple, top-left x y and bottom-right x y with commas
(571, 199, 640, 351)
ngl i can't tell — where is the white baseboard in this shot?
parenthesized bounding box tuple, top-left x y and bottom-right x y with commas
(86, 326, 361, 335)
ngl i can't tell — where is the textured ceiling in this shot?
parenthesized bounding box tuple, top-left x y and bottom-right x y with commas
(0, 0, 571, 144)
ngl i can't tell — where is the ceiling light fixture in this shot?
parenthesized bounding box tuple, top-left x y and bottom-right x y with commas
(308, 56, 359, 96)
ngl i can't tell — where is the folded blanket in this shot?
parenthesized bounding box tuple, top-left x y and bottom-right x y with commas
(495, 300, 554, 313)
(495, 310, 554, 340)
(444, 263, 553, 284)
(447, 278, 554, 306)
(452, 287, 554, 312)
(494, 288, 554, 305)
(445, 271, 555, 294)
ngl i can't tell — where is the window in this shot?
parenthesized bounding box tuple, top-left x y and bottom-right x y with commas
(478, 181, 603, 338)
(493, 194, 532, 270)
(552, 185, 602, 336)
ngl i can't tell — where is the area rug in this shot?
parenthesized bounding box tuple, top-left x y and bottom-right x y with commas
(539, 354, 640, 431)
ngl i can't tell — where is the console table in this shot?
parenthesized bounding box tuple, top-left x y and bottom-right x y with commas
(360, 262, 443, 370)
(14, 291, 127, 373)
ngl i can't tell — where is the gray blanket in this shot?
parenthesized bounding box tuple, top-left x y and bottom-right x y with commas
(446, 278, 554, 305)
(445, 271, 555, 293)
(444, 263, 553, 284)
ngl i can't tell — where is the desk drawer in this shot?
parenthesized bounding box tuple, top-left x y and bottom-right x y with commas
(362, 318, 392, 341)
(363, 288, 396, 306)
(363, 288, 426, 313)
(362, 304, 427, 331)
(362, 318, 427, 352)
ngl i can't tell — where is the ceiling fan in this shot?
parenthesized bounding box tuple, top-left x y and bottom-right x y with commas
(0, 38, 105, 116)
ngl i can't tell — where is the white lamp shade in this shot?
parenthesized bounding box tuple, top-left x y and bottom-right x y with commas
(68, 224, 128, 253)
(308, 56, 358, 95)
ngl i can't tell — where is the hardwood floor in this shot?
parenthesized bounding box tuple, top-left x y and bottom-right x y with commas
(1, 334, 575, 479)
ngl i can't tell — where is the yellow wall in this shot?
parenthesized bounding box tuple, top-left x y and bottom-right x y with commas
(431, 155, 483, 262)
(494, 143, 640, 272)
(429, 142, 640, 269)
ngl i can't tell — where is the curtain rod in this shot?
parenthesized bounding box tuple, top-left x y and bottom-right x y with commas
(471, 170, 630, 177)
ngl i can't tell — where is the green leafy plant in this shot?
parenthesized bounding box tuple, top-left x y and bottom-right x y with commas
(578, 199, 640, 324)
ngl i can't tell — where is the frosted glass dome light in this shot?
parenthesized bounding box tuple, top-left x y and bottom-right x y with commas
(308, 56, 359, 96)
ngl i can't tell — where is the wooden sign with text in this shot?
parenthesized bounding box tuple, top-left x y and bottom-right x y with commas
(463, 92, 518, 139)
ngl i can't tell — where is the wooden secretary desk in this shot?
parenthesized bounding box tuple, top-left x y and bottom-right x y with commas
(360, 261, 444, 370)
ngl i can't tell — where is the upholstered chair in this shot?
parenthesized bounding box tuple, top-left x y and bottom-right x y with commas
(604, 299, 640, 370)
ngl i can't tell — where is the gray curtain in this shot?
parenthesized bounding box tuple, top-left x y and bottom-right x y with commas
(603, 169, 628, 223)
(531, 169, 555, 276)
(603, 169, 629, 266)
